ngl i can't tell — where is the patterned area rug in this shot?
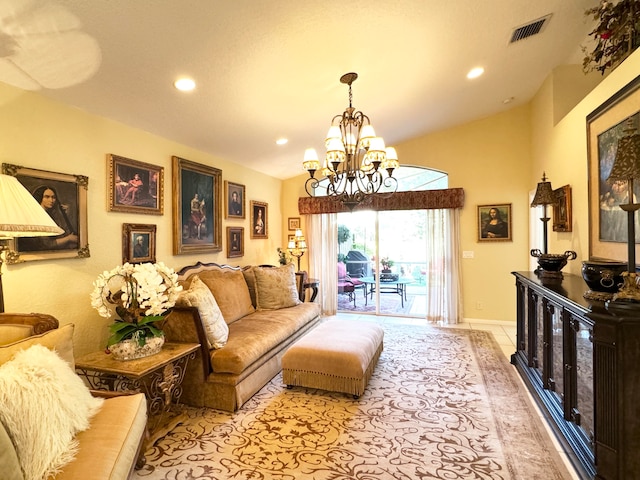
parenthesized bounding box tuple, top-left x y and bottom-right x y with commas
(134, 324, 572, 480)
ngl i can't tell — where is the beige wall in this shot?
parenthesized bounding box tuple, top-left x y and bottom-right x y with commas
(2, 47, 638, 350)
(282, 49, 640, 323)
(283, 105, 533, 322)
(532, 48, 640, 277)
(0, 83, 283, 355)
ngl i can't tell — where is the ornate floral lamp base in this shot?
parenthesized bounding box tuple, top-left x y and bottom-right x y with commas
(108, 335, 165, 361)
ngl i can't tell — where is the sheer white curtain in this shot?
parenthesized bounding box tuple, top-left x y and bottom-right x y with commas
(307, 213, 337, 315)
(424, 208, 463, 324)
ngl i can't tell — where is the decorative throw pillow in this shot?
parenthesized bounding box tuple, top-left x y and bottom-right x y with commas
(176, 275, 229, 349)
(198, 268, 255, 324)
(254, 263, 301, 310)
(242, 266, 257, 308)
(0, 323, 75, 368)
(0, 344, 104, 480)
(0, 324, 34, 346)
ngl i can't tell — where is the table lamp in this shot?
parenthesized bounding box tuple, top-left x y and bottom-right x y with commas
(0, 174, 64, 312)
(287, 229, 307, 272)
(606, 117, 640, 304)
(530, 172, 576, 279)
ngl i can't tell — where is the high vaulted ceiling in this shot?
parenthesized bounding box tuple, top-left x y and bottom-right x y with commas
(0, 0, 599, 179)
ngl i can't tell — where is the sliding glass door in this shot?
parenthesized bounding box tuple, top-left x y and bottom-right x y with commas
(337, 209, 428, 317)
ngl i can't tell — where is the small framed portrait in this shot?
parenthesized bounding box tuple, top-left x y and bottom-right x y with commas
(225, 181, 245, 219)
(288, 234, 296, 243)
(172, 156, 222, 255)
(288, 217, 300, 231)
(552, 185, 572, 232)
(108, 154, 163, 215)
(1, 163, 90, 263)
(250, 200, 268, 239)
(227, 227, 244, 258)
(477, 204, 512, 242)
(122, 223, 156, 264)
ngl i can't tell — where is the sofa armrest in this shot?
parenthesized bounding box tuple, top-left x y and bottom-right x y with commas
(0, 313, 59, 335)
(161, 307, 210, 379)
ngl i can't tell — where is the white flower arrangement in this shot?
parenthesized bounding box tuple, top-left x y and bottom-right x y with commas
(90, 262, 182, 346)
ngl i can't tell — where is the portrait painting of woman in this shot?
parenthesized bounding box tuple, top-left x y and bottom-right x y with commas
(478, 204, 512, 242)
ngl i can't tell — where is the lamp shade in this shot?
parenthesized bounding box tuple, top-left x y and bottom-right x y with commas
(530, 173, 557, 207)
(608, 130, 640, 182)
(0, 175, 64, 237)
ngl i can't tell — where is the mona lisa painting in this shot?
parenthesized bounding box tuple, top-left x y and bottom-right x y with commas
(477, 204, 512, 242)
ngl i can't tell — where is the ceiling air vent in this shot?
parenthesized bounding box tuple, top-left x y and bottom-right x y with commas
(509, 14, 552, 44)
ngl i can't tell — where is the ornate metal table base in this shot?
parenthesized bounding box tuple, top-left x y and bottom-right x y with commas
(76, 343, 199, 444)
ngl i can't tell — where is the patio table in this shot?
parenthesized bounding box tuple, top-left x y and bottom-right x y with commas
(359, 276, 414, 307)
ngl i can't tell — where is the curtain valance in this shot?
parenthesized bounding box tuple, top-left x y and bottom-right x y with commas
(298, 188, 465, 215)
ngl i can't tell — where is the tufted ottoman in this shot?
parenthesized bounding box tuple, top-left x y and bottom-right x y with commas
(282, 320, 384, 398)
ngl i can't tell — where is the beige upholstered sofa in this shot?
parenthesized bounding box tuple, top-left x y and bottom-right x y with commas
(0, 313, 147, 480)
(162, 262, 322, 412)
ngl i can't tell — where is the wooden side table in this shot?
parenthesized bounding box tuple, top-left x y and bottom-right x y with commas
(76, 342, 199, 445)
(304, 278, 320, 302)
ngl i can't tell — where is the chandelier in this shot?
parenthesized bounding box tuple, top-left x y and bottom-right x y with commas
(302, 72, 399, 210)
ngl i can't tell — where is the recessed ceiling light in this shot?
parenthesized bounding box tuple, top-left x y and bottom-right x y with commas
(276, 138, 288, 145)
(174, 77, 196, 91)
(466, 67, 484, 79)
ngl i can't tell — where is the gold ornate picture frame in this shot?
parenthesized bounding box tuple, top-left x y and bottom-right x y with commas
(1, 163, 90, 263)
(552, 185, 572, 232)
(226, 226, 244, 258)
(172, 156, 222, 255)
(250, 200, 268, 239)
(224, 180, 245, 219)
(122, 223, 156, 264)
(477, 203, 512, 242)
(107, 154, 164, 215)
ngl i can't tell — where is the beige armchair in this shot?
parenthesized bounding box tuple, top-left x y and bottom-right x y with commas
(0, 313, 148, 480)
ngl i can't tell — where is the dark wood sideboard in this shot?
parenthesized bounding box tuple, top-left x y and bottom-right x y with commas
(512, 272, 640, 480)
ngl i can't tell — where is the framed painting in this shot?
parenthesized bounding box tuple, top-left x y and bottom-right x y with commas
(107, 154, 163, 215)
(587, 74, 640, 261)
(226, 227, 244, 258)
(122, 223, 156, 264)
(1, 163, 90, 263)
(552, 185, 572, 232)
(477, 204, 512, 242)
(288, 217, 300, 231)
(250, 200, 268, 239)
(172, 156, 222, 255)
(224, 181, 245, 219)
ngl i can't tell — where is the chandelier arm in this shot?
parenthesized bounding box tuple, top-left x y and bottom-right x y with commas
(304, 177, 320, 197)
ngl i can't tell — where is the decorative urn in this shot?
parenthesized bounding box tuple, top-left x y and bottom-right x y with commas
(582, 259, 627, 301)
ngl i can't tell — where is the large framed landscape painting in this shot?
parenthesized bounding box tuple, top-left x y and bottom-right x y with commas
(172, 156, 222, 255)
(1, 163, 90, 263)
(588, 74, 640, 261)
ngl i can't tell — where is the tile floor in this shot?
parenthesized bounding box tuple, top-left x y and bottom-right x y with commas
(329, 312, 582, 480)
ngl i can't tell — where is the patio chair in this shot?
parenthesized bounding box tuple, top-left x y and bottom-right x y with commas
(338, 262, 364, 306)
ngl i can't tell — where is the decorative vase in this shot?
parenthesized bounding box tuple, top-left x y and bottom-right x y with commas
(108, 334, 165, 361)
(582, 259, 627, 301)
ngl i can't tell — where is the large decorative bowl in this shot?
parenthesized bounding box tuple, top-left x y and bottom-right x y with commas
(582, 259, 627, 301)
(530, 249, 577, 279)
